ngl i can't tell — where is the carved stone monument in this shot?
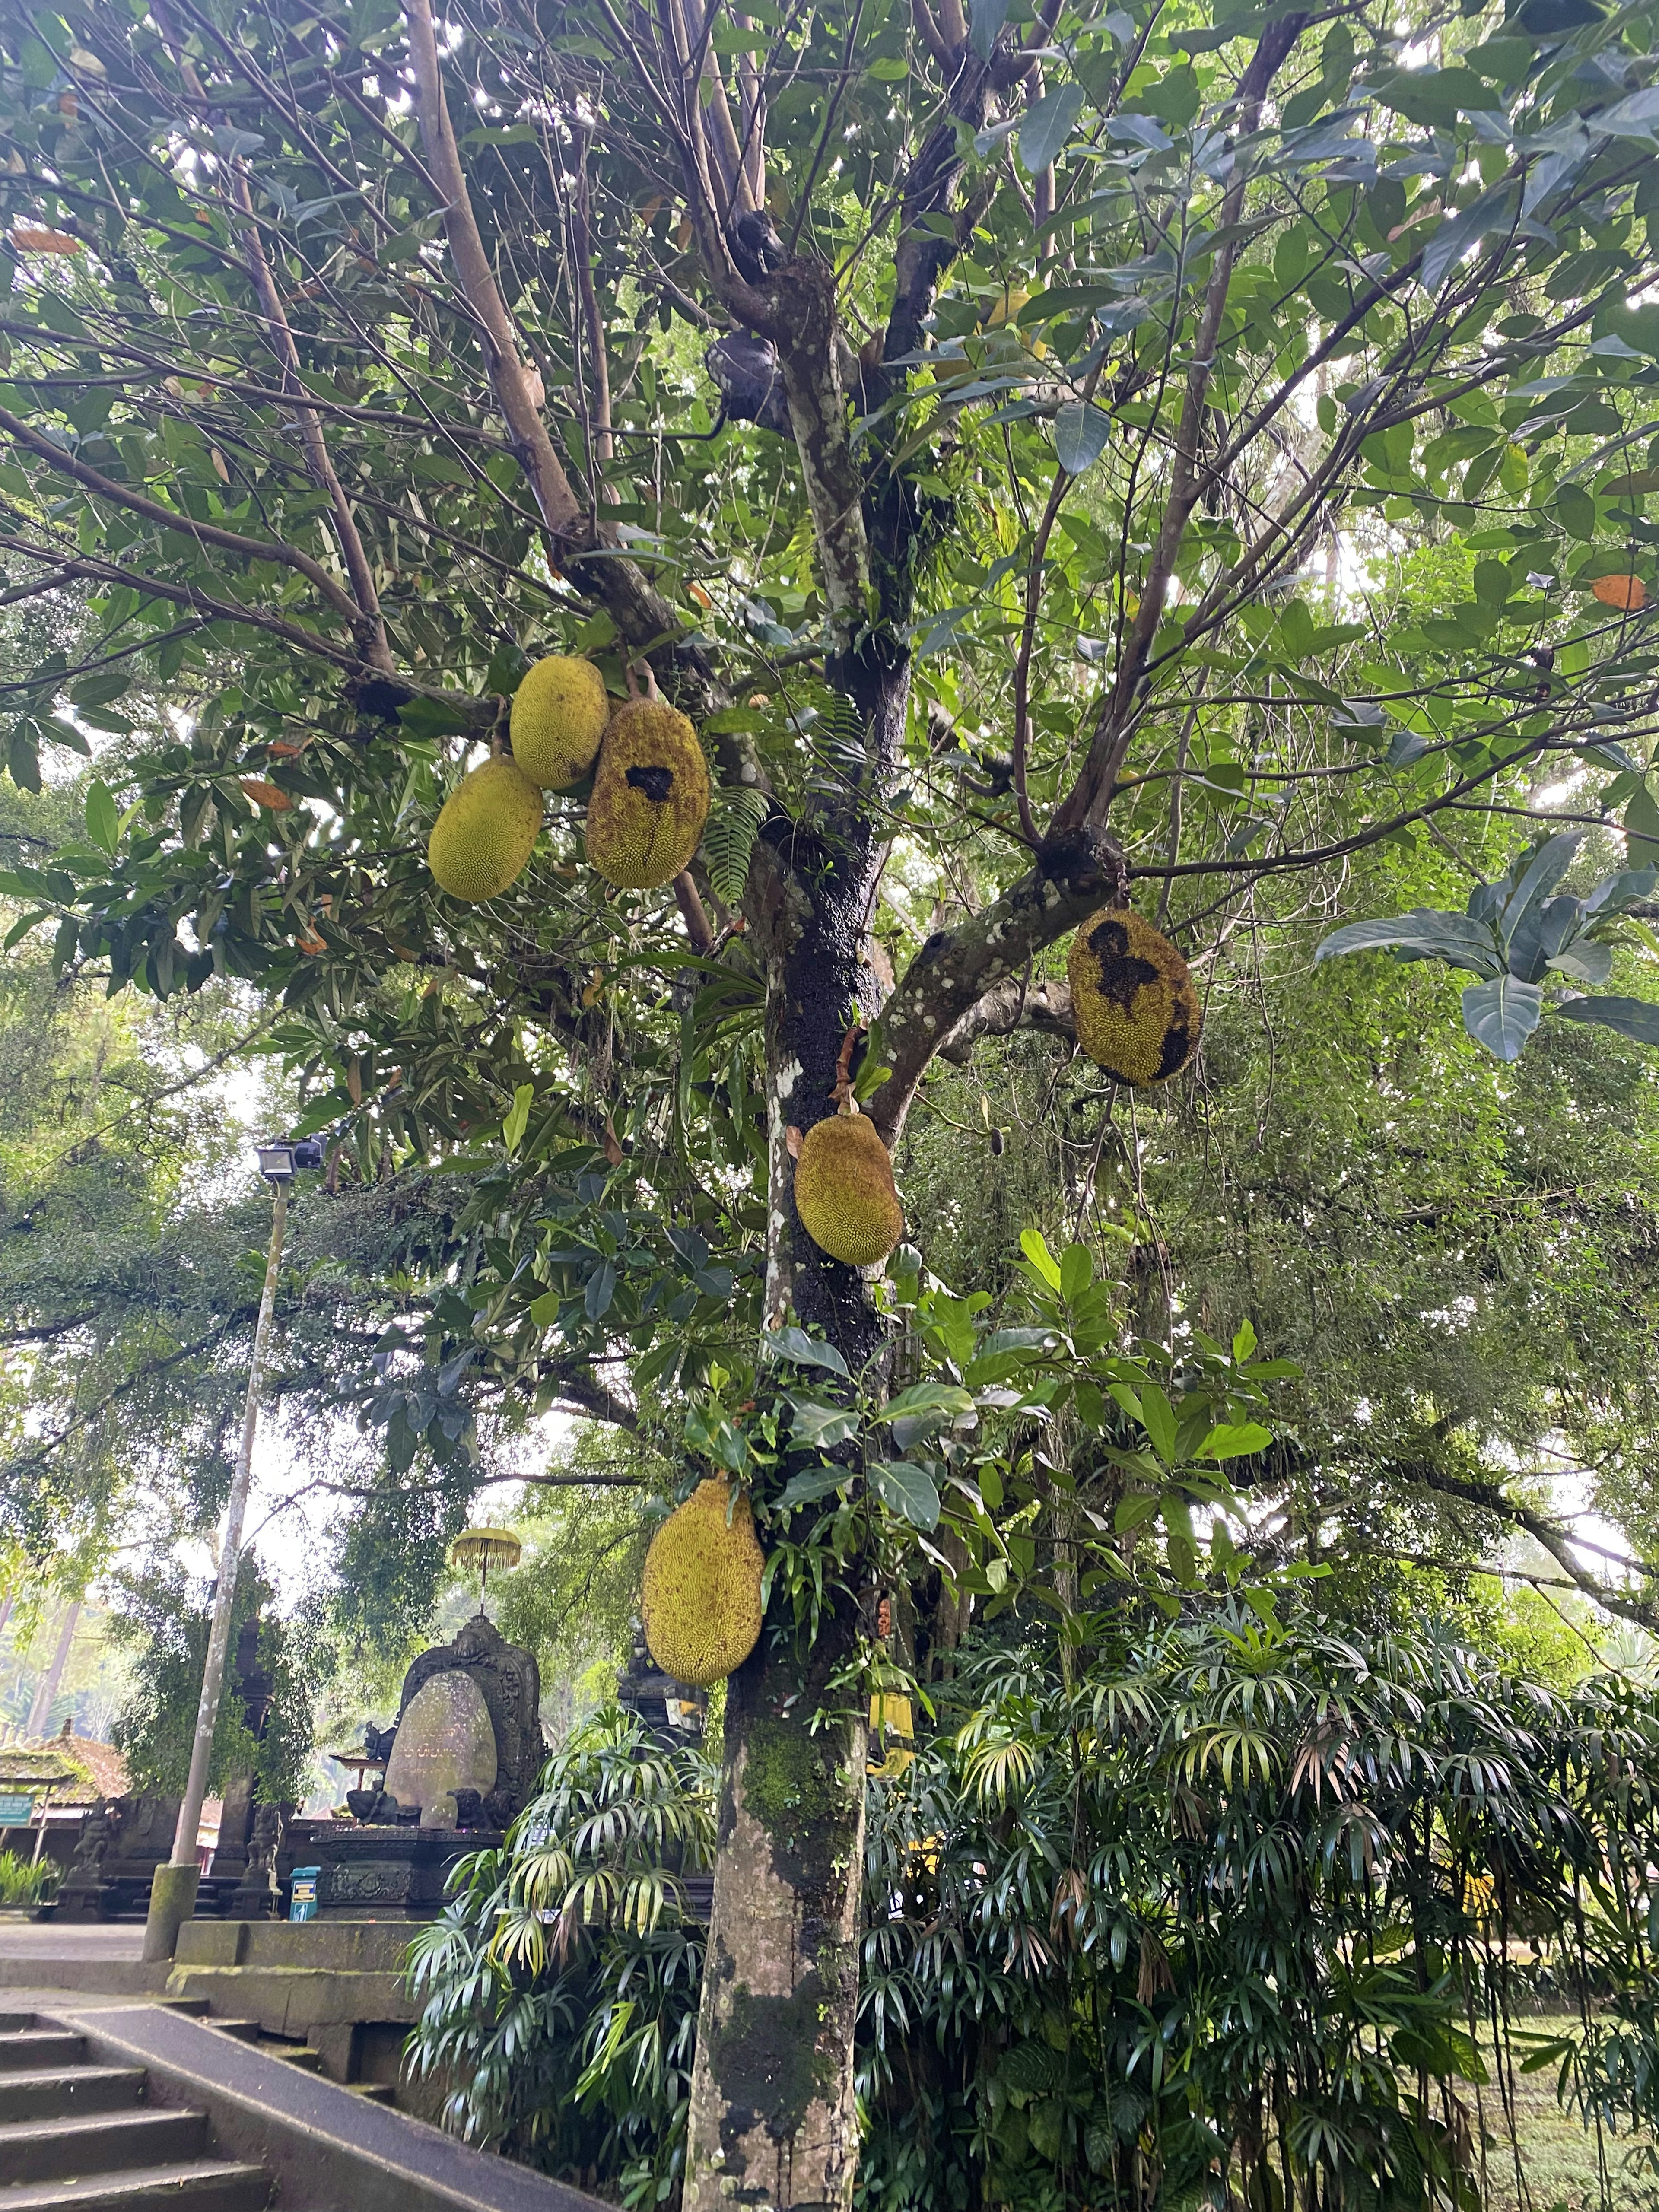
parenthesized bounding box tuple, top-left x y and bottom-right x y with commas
(280, 1611, 543, 1919)
(57, 1794, 181, 1921)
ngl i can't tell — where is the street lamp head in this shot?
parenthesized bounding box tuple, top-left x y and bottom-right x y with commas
(255, 1137, 326, 1184)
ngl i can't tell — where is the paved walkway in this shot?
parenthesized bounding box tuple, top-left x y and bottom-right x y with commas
(0, 1921, 142, 1959)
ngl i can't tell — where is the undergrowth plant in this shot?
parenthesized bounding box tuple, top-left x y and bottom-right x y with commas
(408, 1621, 1659, 2212)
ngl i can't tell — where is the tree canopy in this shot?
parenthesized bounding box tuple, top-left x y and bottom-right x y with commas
(6, 0, 1659, 2197)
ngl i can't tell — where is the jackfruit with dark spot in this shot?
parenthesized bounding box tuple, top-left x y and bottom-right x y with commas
(428, 756, 543, 902)
(1067, 906, 1201, 1086)
(509, 655, 610, 789)
(585, 699, 710, 888)
(794, 1111, 904, 1268)
(642, 1478, 763, 1686)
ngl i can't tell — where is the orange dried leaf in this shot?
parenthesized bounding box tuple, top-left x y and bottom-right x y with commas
(1592, 573, 1646, 612)
(11, 225, 81, 255)
(239, 777, 292, 810)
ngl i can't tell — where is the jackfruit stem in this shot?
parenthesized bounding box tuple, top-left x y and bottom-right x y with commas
(829, 1020, 863, 1110)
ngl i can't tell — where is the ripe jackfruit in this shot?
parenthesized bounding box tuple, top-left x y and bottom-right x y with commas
(794, 1111, 904, 1268)
(427, 756, 543, 903)
(641, 1478, 763, 1687)
(1067, 907, 1201, 1087)
(585, 700, 710, 888)
(509, 656, 610, 789)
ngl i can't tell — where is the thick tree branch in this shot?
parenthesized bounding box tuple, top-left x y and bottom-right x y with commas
(866, 827, 1125, 1142)
(936, 975, 1073, 1063)
(1397, 1460, 1657, 1632)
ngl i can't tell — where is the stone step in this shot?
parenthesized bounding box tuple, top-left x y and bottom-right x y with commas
(266, 2046, 321, 2073)
(0, 2159, 269, 2212)
(0, 2070, 145, 2127)
(341, 2083, 395, 2104)
(0, 2034, 84, 2075)
(200, 2021, 262, 2044)
(0, 2107, 208, 2184)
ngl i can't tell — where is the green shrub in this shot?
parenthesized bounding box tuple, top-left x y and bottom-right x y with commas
(0, 1849, 59, 1907)
(404, 1710, 715, 2210)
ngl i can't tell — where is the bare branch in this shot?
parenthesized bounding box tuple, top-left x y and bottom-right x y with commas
(0, 403, 366, 632)
(228, 167, 394, 670)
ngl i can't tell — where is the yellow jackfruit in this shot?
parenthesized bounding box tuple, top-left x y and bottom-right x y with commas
(585, 699, 710, 888)
(1067, 907, 1201, 1086)
(641, 1478, 763, 1687)
(427, 756, 543, 903)
(793, 1112, 904, 1268)
(509, 656, 610, 789)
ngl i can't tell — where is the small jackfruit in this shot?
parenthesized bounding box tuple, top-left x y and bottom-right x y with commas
(585, 699, 710, 888)
(793, 1111, 904, 1268)
(1067, 907, 1201, 1086)
(641, 1478, 763, 1687)
(427, 756, 543, 903)
(510, 656, 610, 789)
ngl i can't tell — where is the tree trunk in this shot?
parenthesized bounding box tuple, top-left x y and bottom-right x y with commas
(25, 1602, 79, 1737)
(686, 648, 908, 2211)
(683, 1599, 867, 2212)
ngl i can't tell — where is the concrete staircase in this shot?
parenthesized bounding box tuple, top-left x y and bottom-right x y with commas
(0, 2002, 607, 2212)
(0, 2011, 269, 2211)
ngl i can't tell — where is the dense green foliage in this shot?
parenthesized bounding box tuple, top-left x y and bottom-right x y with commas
(406, 1711, 714, 2206)
(9, 0, 1659, 2192)
(412, 1614, 1659, 2212)
(0, 1848, 58, 1905)
(109, 1560, 321, 1804)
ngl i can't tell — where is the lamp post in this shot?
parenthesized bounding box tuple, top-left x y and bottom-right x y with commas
(142, 1135, 322, 1962)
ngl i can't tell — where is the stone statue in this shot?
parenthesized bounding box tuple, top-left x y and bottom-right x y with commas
(229, 1802, 287, 1919)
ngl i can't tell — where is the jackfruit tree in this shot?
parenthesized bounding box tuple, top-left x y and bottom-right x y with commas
(9, 0, 1659, 2198)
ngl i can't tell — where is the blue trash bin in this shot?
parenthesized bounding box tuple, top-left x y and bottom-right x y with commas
(289, 1866, 320, 1922)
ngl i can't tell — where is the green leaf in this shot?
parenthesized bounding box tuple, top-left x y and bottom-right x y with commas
(1552, 994, 1659, 1048)
(1020, 84, 1086, 175)
(1316, 910, 1500, 976)
(84, 779, 118, 856)
(788, 1398, 860, 1449)
(763, 1327, 849, 1378)
(704, 785, 770, 907)
(1138, 1383, 1177, 1463)
(1462, 974, 1543, 1061)
(584, 1259, 617, 1321)
(868, 1459, 941, 1529)
(1198, 1421, 1272, 1460)
(1019, 1228, 1062, 1288)
(1055, 401, 1112, 475)
(1624, 782, 1659, 863)
(502, 1082, 534, 1152)
(779, 1465, 849, 1507)
(885, 1382, 975, 1423)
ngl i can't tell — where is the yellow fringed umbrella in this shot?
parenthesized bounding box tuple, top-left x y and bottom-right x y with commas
(450, 1526, 522, 1611)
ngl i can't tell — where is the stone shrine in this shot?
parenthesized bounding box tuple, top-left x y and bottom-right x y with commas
(280, 1611, 543, 1918)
